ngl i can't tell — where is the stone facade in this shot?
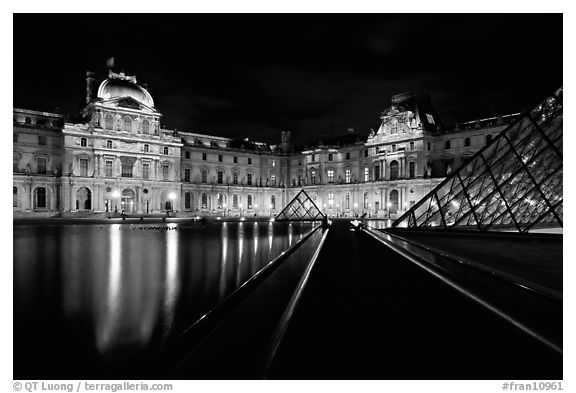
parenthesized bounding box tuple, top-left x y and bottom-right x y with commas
(13, 71, 520, 218)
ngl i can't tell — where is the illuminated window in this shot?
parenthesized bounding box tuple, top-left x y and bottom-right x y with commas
(79, 158, 88, 177)
(345, 168, 351, 183)
(328, 193, 334, 206)
(104, 114, 114, 129)
(426, 114, 435, 125)
(311, 170, 317, 184)
(272, 159, 276, 167)
(327, 169, 334, 183)
(123, 116, 132, 132)
(233, 194, 238, 209)
(142, 163, 150, 180)
(162, 164, 169, 181)
(201, 193, 208, 209)
(270, 174, 276, 185)
(142, 119, 150, 134)
(122, 162, 133, 178)
(233, 172, 238, 185)
(364, 192, 369, 209)
(390, 161, 399, 180)
(270, 195, 276, 210)
(364, 167, 369, 182)
(105, 160, 113, 177)
(345, 194, 350, 209)
(247, 195, 253, 209)
(37, 157, 47, 174)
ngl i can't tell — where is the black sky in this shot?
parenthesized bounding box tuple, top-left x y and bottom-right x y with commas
(13, 14, 562, 145)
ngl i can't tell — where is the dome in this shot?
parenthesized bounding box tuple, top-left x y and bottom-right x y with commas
(97, 72, 154, 108)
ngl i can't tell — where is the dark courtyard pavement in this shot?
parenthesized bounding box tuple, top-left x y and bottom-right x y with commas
(267, 220, 562, 379)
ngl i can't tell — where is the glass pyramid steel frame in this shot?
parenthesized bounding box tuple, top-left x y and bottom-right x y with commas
(393, 88, 562, 232)
(276, 189, 325, 221)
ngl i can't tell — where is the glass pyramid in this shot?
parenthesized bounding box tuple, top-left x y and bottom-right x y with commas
(393, 88, 562, 232)
(276, 189, 325, 221)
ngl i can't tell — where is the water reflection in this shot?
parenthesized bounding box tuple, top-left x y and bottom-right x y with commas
(13, 221, 317, 379)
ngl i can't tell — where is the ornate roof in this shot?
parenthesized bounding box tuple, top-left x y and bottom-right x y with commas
(96, 71, 154, 108)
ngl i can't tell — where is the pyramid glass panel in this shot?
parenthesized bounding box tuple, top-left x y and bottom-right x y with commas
(275, 189, 325, 221)
(393, 88, 562, 232)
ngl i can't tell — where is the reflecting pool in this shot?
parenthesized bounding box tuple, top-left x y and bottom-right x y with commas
(13, 221, 317, 379)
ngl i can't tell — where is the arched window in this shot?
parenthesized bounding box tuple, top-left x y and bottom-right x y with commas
(104, 114, 114, 129)
(106, 140, 113, 149)
(201, 193, 208, 209)
(217, 193, 224, 209)
(184, 192, 191, 209)
(390, 160, 399, 180)
(141, 119, 150, 134)
(13, 187, 18, 207)
(233, 194, 239, 209)
(163, 147, 169, 155)
(247, 194, 253, 209)
(35, 187, 47, 209)
(389, 190, 399, 212)
(80, 137, 87, 147)
(123, 116, 132, 132)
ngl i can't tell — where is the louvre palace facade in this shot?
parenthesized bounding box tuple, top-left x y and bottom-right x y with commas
(13, 70, 519, 218)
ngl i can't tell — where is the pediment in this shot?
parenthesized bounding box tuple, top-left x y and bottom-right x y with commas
(99, 96, 158, 114)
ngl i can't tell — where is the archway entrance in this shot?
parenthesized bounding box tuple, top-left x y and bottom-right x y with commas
(76, 187, 92, 210)
(121, 188, 136, 213)
(389, 190, 399, 213)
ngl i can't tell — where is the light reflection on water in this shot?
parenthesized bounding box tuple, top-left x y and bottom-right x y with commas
(13, 221, 316, 378)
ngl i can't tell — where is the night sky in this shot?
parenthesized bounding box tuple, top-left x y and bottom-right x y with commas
(13, 14, 562, 145)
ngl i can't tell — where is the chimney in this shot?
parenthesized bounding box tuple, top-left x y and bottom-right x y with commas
(86, 71, 95, 104)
